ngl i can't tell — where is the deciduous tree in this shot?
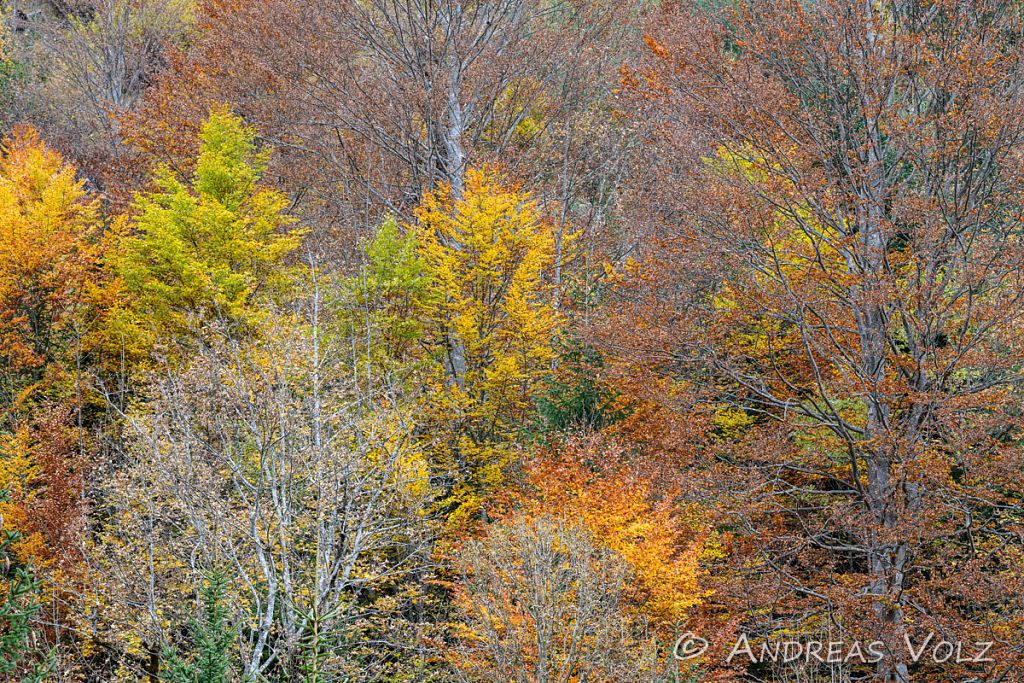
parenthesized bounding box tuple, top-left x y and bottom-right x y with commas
(451, 515, 668, 683)
(415, 168, 559, 521)
(86, 286, 434, 681)
(519, 435, 713, 634)
(616, 0, 1024, 678)
(109, 108, 301, 362)
(120, 0, 638, 251)
(0, 124, 103, 420)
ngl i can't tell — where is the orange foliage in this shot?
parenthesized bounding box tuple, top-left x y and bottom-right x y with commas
(513, 433, 715, 632)
(0, 126, 105, 415)
(0, 405, 88, 570)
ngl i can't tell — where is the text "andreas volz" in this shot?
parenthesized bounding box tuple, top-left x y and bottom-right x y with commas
(673, 633, 995, 665)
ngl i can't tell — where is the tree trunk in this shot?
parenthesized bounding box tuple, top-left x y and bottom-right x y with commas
(860, 87, 909, 680)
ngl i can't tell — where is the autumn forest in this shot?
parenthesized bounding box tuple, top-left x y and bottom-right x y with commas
(1, 0, 1023, 681)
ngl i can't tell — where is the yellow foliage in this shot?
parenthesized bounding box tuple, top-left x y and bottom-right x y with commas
(711, 404, 755, 441)
(0, 126, 104, 412)
(489, 79, 550, 145)
(108, 108, 300, 363)
(414, 168, 560, 516)
(0, 428, 44, 564)
(364, 409, 431, 501)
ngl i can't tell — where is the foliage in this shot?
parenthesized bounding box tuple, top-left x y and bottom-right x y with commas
(415, 168, 559, 521)
(0, 22, 23, 130)
(451, 515, 667, 683)
(0, 405, 87, 569)
(341, 216, 432, 377)
(0, 489, 54, 683)
(0, 125, 103, 419)
(535, 336, 627, 435)
(6, 0, 1024, 679)
(9, 0, 195, 197)
(110, 107, 300, 359)
(517, 434, 714, 632)
(616, 0, 1024, 676)
(86, 293, 434, 682)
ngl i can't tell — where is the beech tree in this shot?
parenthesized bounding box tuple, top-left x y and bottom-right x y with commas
(518, 435, 713, 634)
(86, 295, 435, 681)
(0, 125, 103, 420)
(120, 0, 638, 248)
(415, 168, 559, 521)
(615, 0, 1024, 679)
(0, 129, 95, 608)
(340, 216, 432, 382)
(109, 108, 300, 361)
(7, 0, 193, 194)
(452, 516, 668, 683)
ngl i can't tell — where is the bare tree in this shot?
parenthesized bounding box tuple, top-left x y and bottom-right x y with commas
(453, 516, 672, 683)
(84, 281, 436, 681)
(12, 0, 189, 185)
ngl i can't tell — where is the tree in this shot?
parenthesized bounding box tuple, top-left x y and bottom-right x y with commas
(517, 435, 713, 634)
(0, 125, 95, 580)
(535, 336, 627, 435)
(86, 285, 435, 681)
(340, 216, 432, 381)
(0, 18, 21, 133)
(120, 0, 639, 245)
(8, 0, 193, 196)
(415, 168, 560, 521)
(0, 488, 54, 683)
(451, 515, 668, 683)
(0, 124, 103, 422)
(164, 573, 235, 683)
(110, 107, 301, 361)
(616, 0, 1024, 678)
(0, 405, 87, 572)
(0, 124, 103, 683)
